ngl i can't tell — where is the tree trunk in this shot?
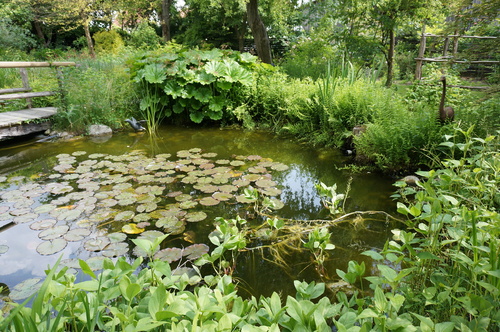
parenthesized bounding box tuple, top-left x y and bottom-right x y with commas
(83, 19, 95, 58)
(161, 0, 172, 42)
(385, 28, 395, 87)
(33, 20, 49, 47)
(236, 17, 247, 52)
(246, 0, 273, 65)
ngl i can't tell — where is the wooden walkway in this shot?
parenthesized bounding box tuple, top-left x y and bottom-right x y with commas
(0, 61, 76, 141)
(0, 107, 57, 141)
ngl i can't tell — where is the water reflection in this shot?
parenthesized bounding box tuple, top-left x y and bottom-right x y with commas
(0, 126, 398, 298)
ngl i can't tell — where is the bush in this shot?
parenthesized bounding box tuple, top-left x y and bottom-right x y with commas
(127, 22, 163, 50)
(94, 30, 124, 54)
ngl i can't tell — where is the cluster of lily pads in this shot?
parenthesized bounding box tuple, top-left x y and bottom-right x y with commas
(0, 148, 288, 268)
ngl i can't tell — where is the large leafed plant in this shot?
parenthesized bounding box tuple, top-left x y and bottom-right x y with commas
(128, 47, 258, 132)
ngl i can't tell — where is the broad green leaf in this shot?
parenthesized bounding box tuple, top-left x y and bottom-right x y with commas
(143, 63, 166, 84)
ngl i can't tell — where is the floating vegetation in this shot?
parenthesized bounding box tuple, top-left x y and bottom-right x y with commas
(0, 148, 287, 278)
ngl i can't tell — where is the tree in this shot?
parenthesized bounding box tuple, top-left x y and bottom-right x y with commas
(160, 0, 173, 42)
(181, 0, 276, 64)
(246, 0, 273, 64)
(330, 0, 440, 86)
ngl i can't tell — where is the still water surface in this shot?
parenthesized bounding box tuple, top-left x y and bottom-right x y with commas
(0, 126, 399, 298)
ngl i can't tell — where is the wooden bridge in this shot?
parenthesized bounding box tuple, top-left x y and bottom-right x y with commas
(0, 61, 76, 141)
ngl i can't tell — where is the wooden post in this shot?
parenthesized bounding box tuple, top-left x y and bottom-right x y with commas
(443, 37, 450, 56)
(415, 25, 426, 80)
(452, 30, 459, 55)
(55, 67, 68, 111)
(19, 68, 32, 108)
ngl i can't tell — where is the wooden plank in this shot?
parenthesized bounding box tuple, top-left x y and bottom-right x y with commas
(0, 88, 32, 94)
(0, 91, 56, 101)
(423, 34, 497, 39)
(0, 121, 52, 141)
(0, 61, 76, 68)
(414, 58, 499, 64)
(0, 107, 57, 128)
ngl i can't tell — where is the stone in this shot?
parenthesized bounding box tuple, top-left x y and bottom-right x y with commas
(402, 175, 419, 186)
(88, 124, 112, 136)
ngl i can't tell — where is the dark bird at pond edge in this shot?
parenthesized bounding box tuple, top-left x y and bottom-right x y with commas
(439, 76, 455, 124)
(125, 117, 146, 132)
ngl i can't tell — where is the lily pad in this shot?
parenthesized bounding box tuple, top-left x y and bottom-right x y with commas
(236, 194, 257, 203)
(0, 245, 8, 255)
(39, 225, 70, 240)
(64, 228, 92, 242)
(102, 242, 129, 258)
(179, 200, 198, 209)
(255, 179, 277, 188)
(84, 237, 111, 252)
(31, 204, 53, 215)
(183, 244, 209, 260)
(154, 247, 183, 263)
(86, 256, 107, 271)
(185, 211, 208, 222)
(37, 238, 68, 255)
(197, 184, 219, 193)
(271, 162, 289, 171)
(122, 223, 145, 235)
(230, 160, 246, 167)
(156, 216, 179, 228)
(115, 210, 135, 222)
(212, 192, 233, 201)
(199, 197, 220, 206)
(13, 213, 38, 224)
(107, 232, 127, 243)
(10, 278, 42, 300)
(218, 184, 237, 193)
(137, 202, 157, 213)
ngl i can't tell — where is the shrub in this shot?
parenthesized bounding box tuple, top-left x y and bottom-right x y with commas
(94, 30, 124, 55)
(127, 22, 163, 50)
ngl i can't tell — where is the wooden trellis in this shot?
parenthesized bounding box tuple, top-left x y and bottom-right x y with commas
(414, 28, 498, 89)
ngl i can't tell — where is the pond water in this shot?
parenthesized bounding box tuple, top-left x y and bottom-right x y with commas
(0, 126, 399, 300)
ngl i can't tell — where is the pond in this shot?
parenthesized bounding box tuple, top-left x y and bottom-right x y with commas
(0, 126, 400, 301)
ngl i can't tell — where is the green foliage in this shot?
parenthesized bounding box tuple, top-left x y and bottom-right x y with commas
(54, 58, 139, 132)
(128, 47, 259, 130)
(0, 18, 36, 52)
(391, 128, 500, 327)
(280, 35, 341, 79)
(127, 22, 163, 50)
(242, 65, 316, 131)
(94, 30, 124, 55)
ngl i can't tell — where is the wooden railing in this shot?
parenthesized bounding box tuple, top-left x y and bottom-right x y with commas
(0, 61, 76, 109)
(0, 61, 76, 140)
